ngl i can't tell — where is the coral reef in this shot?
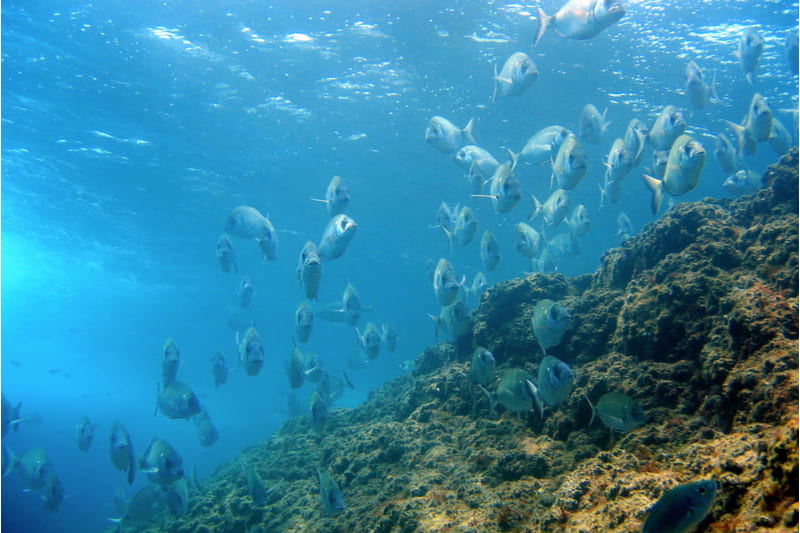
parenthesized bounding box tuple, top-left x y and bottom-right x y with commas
(144, 150, 798, 532)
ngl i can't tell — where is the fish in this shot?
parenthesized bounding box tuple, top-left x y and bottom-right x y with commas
(429, 299, 473, 339)
(510, 125, 572, 168)
(444, 206, 478, 253)
(641, 479, 717, 533)
(536, 248, 557, 274)
(723, 169, 761, 196)
(318, 282, 372, 326)
(768, 117, 792, 156)
(381, 323, 399, 352)
(194, 407, 218, 447)
(216, 233, 238, 274)
(467, 347, 496, 386)
(109, 421, 136, 485)
(41, 473, 64, 512)
(585, 391, 648, 431)
(155, 381, 202, 419)
(161, 337, 181, 385)
(237, 326, 265, 376)
(623, 118, 648, 165)
(493, 51, 539, 102)
(295, 301, 314, 342)
(5, 447, 54, 490)
(238, 276, 255, 308)
(787, 30, 799, 75)
(247, 466, 268, 506)
(316, 467, 345, 515)
(684, 60, 717, 110)
(648, 105, 687, 151)
(463, 272, 488, 306)
(725, 93, 772, 157)
(600, 138, 635, 206)
(495, 368, 543, 415)
(473, 163, 522, 213)
(304, 352, 324, 381)
(616, 212, 633, 240)
(76, 416, 96, 452)
(317, 370, 349, 404)
(287, 344, 306, 389)
(2, 395, 22, 437)
(165, 478, 189, 516)
(713, 133, 738, 174)
(454, 145, 500, 179)
(641, 134, 706, 214)
(357, 322, 382, 360)
(540, 189, 570, 226)
(577, 104, 609, 145)
(318, 214, 358, 261)
(432, 202, 458, 233)
(551, 133, 588, 189)
(310, 175, 350, 217)
(425, 116, 476, 153)
(256, 216, 278, 263)
(549, 231, 581, 259)
(115, 485, 167, 526)
(224, 206, 269, 239)
(535, 0, 625, 46)
(480, 230, 502, 272)
(309, 391, 328, 429)
(139, 439, 183, 487)
(537, 356, 575, 407)
(649, 149, 669, 180)
(568, 204, 591, 238)
(514, 222, 542, 259)
(531, 299, 571, 355)
(211, 351, 228, 388)
(296, 241, 322, 300)
(736, 27, 764, 85)
(433, 258, 464, 306)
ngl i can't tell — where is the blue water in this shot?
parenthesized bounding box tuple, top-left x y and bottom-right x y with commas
(2, 1, 797, 531)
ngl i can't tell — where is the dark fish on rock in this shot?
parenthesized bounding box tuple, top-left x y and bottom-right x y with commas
(537, 356, 575, 407)
(216, 233, 238, 274)
(237, 326, 265, 376)
(295, 301, 314, 342)
(318, 214, 357, 261)
(247, 466, 268, 506)
(42, 473, 64, 512)
(531, 299, 571, 355)
(311, 175, 350, 217)
(165, 478, 189, 516)
(297, 241, 322, 300)
(76, 416, 97, 453)
(309, 391, 328, 429)
(642, 134, 706, 214)
(535, 0, 625, 46)
(211, 351, 229, 388)
(495, 368, 543, 416)
(110, 421, 136, 485)
(493, 51, 538, 102)
(425, 116, 476, 154)
(736, 27, 764, 85)
(467, 347, 496, 386)
(139, 438, 183, 487)
(642, 479, 717, 533)
(316, 467, 345, 515)
(723, 169, 761, 196)
(586, 391, 648, 431)
(155, 381, 202, 419)
(429, 299, 473, 339)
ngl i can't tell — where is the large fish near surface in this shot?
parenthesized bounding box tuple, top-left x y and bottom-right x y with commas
(316, 467, 345, 515)
(642, 134, 706, 214)
(480, 230, 502, 272)
(535, 0, 625, 46)
(237, 326, 265, 376)
(684, 60, 717, 110)
(425, 115, 476, 153)
(510, 125, 572, 168)
(433, 258, 464, 306)
(551, 134, 587, 189)
(155, 381, 202, 419)
(318, 214, 357, 261)
(648, 105, 686, 151)
(109, 421, 136, 485)
(736, 27, 764, 85)
(493, 51, 539, 102)
(725, 92, 772, 157)
(311, 175, 350, 217)
(577, 104, 609, 145)
(473, 163, 521, 213)
(296, 241, 322, 300)
(216, 233, 238, 274)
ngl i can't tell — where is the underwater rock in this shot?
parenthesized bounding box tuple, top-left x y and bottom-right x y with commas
(143, 150, 797, 533)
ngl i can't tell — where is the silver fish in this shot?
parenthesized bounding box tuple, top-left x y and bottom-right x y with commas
(224, 206, 267, 239)
(623, 118, 648, 165)
(237, 326, 265, 376)
(216, 233, 238, 274)
(295, 301, 314, 343)
(311, 175, 350, 217)
(480, 230, 502, 272)
(287, 344, 305, 389)
(586, 391, 647, 432)
(568, 204, 591, 237)
(684, 60, 717, 110)
(425, 116, 476, 153)
(454, 145, 500, 178)
(577, 104, 609, 144)
(600, 139, 634, 206)
(432, 202, 458, 233)
(548, 231, 580, 259)
(737, 27, 764, 85)
(616, 212, 633, 241)
(318, 282, 372, 326)
(429, 299, 472, 339)
(493, 51, 539, 102)
(495, 368, 538, 414)
(318, 214, 358, 261)
(540, 189, 570, 226)
(161, 337, 180, 385)
(642, 134, 706, 214)
(511, 125, 572, 168)
(514, 222, 542, 259)
(357, 322, 382, 360)
(536, 248, 557, 274)
(433, 258, 464, 306)
(552, 133, 588, 189)
(713, 133, 738, 174)
(256, 217, 278, 263)
(443, 205, 478, 252)
(723, 169, 761, 196)
(535, 0, 625, 46)
(316, 467, 345, 515)
(7, 447, 54, 491)
(474, 163, 521, 213)
(768, 117, 792, 156)
(297, 241, 322, 300)
(648, 105, 686, 151)
(381, 323, 398, 352)
(464, 272, 488, 307)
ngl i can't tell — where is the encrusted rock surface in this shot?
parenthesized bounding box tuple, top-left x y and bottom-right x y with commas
(143, 149, 798, 532)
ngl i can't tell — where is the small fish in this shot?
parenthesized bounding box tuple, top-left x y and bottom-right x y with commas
(444, 206, 478, 252)
(247, 466, 268, 506)
(139, 438, 183, 487)
(433, 258, 464, 306)
(577, 104, 609, 145)
(309, 391, 328, 429)
(381, 323, 398, 352)
(425, 116, 476, 154)
(295, 301, 314, 343)
(454, 145, 500, 179)
(310, 175, 350, 217)
(109, 421, 136, 485)
(514, 222, 542, 259)
(616, 212, 633, 240)
(216, 233, 238, 274)
(211, 351, 228, 388)
(256, 216, 278, 263)
(161, 337, 181, 385)
(429, 299, 473, 339)
(316, 467, 345, 515)
(237, 326, 265, 376)
(537, 356, 575, 407)
(238, 276, 255, 308)
(166, 478, 189, 516)
(493, 51, 539, 102)
(194, 407, 218, 447)
(623, 118, 648, 165)
(642, 134, 706, 214)
(531, 299, 571, 355)
(713, 133, 737, 174)
(467, 347, 496, 386)
(540, 189, 570, 226)
(495, 368, 542, 415)
(480, 230, 502, 272)
(723, 169, 761, 196)
(725, 93, 772, 157)
(297, 241, 322, 300)
(357, 322, 382, 359)
(318, 282, 372, 326)
(76, 416, 96, 453)
(510, 125, 572, 168)
(41, 473, 64, 512)
(224, 206, 268, 239)
(5, 447, 54, 490)
(473, 163, 522, 213)
(155, 381, 202, 419)
(684, 60, 717, 110)
(535, 0, 625, 46)
(551, 134, 588, 189)
(585, 391, 648, 432)
(736, 27, 764, 85)
(568, 204, 591, 238)
(648, 105, 687, 151)
(641, 479, 717, 533)
(318, 214, 358, 261)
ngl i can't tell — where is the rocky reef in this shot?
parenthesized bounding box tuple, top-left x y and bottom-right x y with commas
(144, 149, 798, 532)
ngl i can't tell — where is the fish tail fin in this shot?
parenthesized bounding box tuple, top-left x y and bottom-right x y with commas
(477, 384, 496, 415)
(598, 183, 608, 209)
(633, 129, 646, 161)
(641, 174, 664, 214)
(3, 446, 18, 477)
(506, 148, 519, 172)
(427, 313, 440, 338)
(534, 8, 549, 47)
(583, 392, 596, 427)
(525, 379, 545, 418)
(492, 64, 499, 103)
(442, 226, 454, 256)
(745, 71, 755, 85)
(528, 194, 542, 221)
(710, 72, 719, 103)
(724, 120, 747, 157)
(463, 117, 477, 145)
